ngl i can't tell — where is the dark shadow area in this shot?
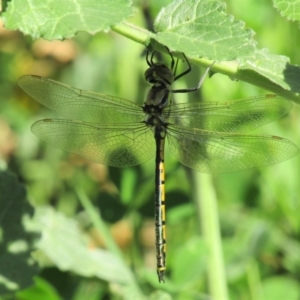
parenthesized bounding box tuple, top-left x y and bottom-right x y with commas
(283, 62, 300, 93)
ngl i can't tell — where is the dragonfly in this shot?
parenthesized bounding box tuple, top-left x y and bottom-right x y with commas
(18, 49, 299, 283)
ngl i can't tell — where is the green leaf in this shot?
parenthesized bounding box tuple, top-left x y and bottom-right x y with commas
(2, 0, 134, 40)
(0, 171, 39, 295)
(153, 0, 256, 61)
(188, 47, 300, 102)
(239, 50, 291, 89)
(16, 277, 62, 300)
(273, 0, 300, 22)
(148, 291, 172, 300)
(238, 49, 300, 98)
(32, 207, 133, 284)
(72, 280, 106, 300)
(262, 276, 300, 300)
(171, 237, 207, 286)
(150, 0, 300, 101)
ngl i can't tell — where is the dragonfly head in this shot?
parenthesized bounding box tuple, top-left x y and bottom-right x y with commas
(144, 62, 174, 87)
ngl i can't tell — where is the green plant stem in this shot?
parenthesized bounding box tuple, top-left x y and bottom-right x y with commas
(247, 259, 263, 300)
(111, 22, 153, 45)
(76, 188, 122, 257)
(194, 173, 229, 300)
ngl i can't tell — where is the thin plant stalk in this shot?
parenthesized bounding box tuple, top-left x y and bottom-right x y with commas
(194, 172, 229, 300)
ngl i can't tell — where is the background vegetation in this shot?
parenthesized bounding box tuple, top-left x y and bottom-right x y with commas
(1, 0, 300, 299)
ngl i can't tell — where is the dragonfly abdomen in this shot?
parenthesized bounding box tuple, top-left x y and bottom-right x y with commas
(154, 126, 167, 283)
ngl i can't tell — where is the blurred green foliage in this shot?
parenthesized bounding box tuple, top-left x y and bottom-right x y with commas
(0, 0, 300, 299)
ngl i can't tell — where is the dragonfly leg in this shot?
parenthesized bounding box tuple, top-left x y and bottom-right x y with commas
(172, 60, 215, 94)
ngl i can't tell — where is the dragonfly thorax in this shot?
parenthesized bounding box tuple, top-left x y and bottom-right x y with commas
(144, 85, 171, 107)
(143, 87, 169, 129)
(143, 101, 167, 126)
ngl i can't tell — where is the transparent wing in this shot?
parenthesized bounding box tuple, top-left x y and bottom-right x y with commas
(32, 119, 155, 167)
(19, 75, 144, 123)
(164, 95, 292, 132)
(167, 125, 299, 173)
